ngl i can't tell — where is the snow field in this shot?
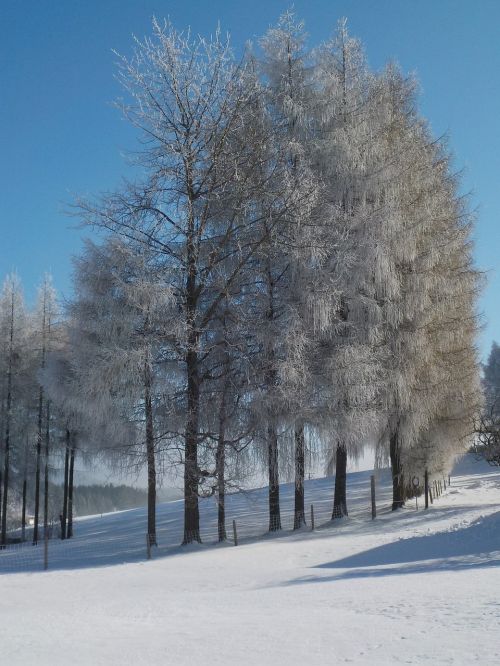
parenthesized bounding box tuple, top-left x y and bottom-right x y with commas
(2, 455, 500, 665)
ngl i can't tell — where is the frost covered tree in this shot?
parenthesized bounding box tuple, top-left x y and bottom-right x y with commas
(67, 238, 173, 545)
(308, 21, 384, 519)
(367, 65, 481, 507)
(196, 297, 256, 541)
(474, 344, 500, 465)
(31, 275, 58, 543)
(257, 11, 320, 531)
(57, 12, 483, 536)
(0, 274, 27, 545)
(41, 347, 83, 541)
(76, 18, 312, 543)
(483, 342, 500, 415)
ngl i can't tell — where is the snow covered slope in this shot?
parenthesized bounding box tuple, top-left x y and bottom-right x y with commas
(0, 465, 395, 573)
(2, 455, 500, 665)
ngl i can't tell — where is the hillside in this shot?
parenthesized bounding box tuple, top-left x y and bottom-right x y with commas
(1, 454, 500, 665)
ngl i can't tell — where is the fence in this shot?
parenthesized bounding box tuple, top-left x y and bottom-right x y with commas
(0, 468, 451, 574)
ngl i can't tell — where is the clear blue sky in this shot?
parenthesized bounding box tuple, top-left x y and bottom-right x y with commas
(1, 0, 498, 358)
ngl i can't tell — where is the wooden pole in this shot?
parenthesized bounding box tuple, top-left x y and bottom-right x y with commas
(370, 475, 376, 519)
(310, 504, 315, 531)
(232, 519, 238, 546)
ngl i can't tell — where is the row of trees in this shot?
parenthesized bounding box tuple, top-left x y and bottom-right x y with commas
(0, 274, 73, 544)
(474, 342, 500, 466)
(1, 13, 482, 546)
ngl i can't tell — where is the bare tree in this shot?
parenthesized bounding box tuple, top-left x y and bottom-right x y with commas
(76, 19, 310, 543)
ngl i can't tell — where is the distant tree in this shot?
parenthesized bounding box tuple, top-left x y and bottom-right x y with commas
(473, 404, 500, 467)
(483, 342, 500, 415)
(0, 274, 26, 546)
(32, 275, 57, 544)
(471, 342, 500, 467)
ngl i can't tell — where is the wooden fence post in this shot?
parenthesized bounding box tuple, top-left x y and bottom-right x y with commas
(232, 519, 238, 546)
(310, 504, 315, 531)
(370, 475, 376, 519)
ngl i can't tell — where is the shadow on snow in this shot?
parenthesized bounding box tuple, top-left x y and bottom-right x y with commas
(280, 510, 500, 586)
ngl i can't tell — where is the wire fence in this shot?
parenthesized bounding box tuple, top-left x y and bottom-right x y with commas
(0, 468, 450, 575)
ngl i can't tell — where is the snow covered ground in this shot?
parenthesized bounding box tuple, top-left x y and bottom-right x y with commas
(2, 454, 500, 665)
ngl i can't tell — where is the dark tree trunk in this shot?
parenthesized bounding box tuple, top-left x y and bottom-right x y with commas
(1, 429, 10, 546)
(216, 346, 230, 543)
(33, 386, 43, 545)
(61, 430, 70, 540)
(268, 424, 281, 531)
(332, 443, 348, 519)
(43, 401, 50, 539)
(183, 347, 201, 544)
(293, 423, 306, 529)
(1, 299, 14, 548)
(390, 428, 405, 510)
(21, 478, 27, 541)
(0, 471, 3, 536)
(183, 199, 201, 545)
(215, 399, 227, 542)
(144, 359, 157, 547)
(67, 446, 75, 538)
(216, 431, 226, 542)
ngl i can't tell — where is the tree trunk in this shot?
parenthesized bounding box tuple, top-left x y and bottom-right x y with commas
(43, 400, 50, 539)
(144, 359, 157, 547)
(61, 430, 70, 540)
(216, 431, 226, 542)
(1, 296, 14, 547)
(183, 192, 201, 545)
(268, 424, 281, 531)
(216, 347, 230, 543)
(21, 478, 27, 542)
(293, 422, 306, 529)
(332, 443, 348, 519)
(390, 428, 404, 510)
(215, 411, 226, 542)
(33, 386, 43, 545)
(183, 347, 201, 544)
(1, 429, 10, 546)
(67, 446, 75, 538)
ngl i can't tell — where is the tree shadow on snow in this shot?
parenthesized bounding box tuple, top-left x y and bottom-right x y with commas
(280, 510, 500, 585)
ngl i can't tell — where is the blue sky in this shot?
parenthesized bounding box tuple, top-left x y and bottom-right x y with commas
(1, 0, 498, 358)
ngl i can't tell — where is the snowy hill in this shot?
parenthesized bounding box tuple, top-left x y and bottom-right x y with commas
(2, 454, 500, 665)
(0, 465, 395, 573)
